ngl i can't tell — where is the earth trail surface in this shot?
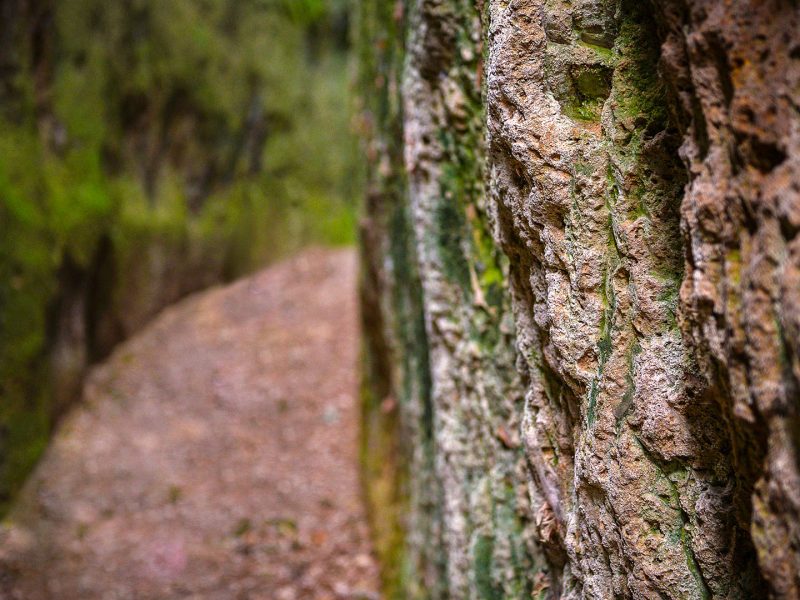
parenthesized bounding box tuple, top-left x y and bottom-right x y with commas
(0, 248, 380, 599)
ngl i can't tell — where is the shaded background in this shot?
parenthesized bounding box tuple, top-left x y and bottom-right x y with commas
(0, 0, 360, 513)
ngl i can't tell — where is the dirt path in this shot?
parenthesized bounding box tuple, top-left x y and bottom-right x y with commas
(0, 248, 379, 600)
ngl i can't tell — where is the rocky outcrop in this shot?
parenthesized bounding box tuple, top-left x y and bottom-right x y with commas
(358, 0, 800, 597)
(652, 3, 800, 596)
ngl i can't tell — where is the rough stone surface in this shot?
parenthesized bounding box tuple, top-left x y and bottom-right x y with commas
(358, 0, 800, 597)
(651, 2, 800, 596)
(358, 1, 544, 596)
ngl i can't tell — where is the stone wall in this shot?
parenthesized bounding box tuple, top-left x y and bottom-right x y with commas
(357, 0, 800, 597)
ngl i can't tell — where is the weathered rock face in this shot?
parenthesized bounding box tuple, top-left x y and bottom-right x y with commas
(652, 3, 800, 596)
(358, 0, 800, 597)
(357, 1, 544, 596)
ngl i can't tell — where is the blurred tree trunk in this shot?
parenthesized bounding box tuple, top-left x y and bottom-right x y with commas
(357, 0, 800, 597)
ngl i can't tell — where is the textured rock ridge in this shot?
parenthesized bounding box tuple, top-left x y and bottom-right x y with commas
(357, 0, 799, 597)
(652, 2, 800, 596)
(403, 1, 543, 597)
(486, 0, 760, 596)
(357, 1, 543, 596)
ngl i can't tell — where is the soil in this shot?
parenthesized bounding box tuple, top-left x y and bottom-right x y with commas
(0, 248, 380, 600)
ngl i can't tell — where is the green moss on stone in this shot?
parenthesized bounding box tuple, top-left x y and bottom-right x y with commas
(473, 535, 502, 600)
(435, 199, 472, 293)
